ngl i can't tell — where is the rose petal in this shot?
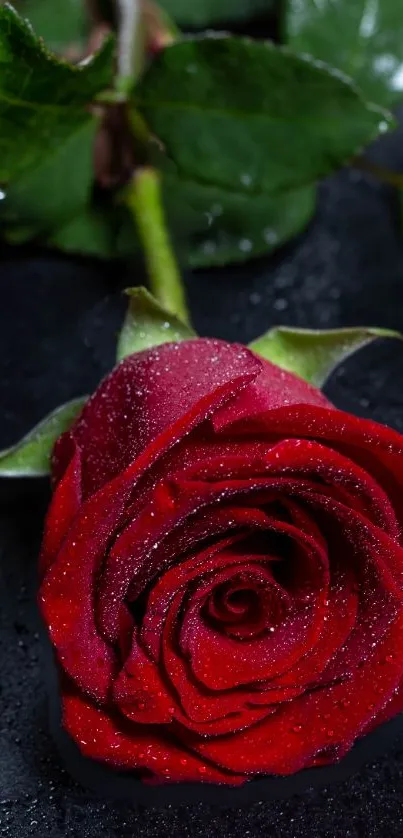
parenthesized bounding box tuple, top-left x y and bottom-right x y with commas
(180, 439, 399, 537)
(214, 357, 331, 431)
(214, 405, 403, 528)
(40, 365, 259, 700)
(62, 689, 244, 783)
(66, 340, 261, 498)
(39, 444, 82, 578)
(190, 612, 403, 775)
(97, 475, 329, 644)
(113, 630, 174, 725)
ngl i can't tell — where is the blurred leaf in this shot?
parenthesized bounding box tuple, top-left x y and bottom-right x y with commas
(117, 286, 196, 361)
(285, 0, 403, 109)
(48, 202, 142, 260)
(163, 173, 316, 267)
(0, 4, 114, 183)
(47, 205, 118, 258)
(134, 37, 393, 197)
(8, 0, 89, 54)
(0, 398, 87, 477)
(249, 326, 403, 387)
(158, 0, 272, 27)
(0, 4, 115, 237)
(1, 119, 98, 233)
(7, 171, 314, 267)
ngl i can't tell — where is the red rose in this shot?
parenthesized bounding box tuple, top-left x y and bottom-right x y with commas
(39, 338, 403, 785)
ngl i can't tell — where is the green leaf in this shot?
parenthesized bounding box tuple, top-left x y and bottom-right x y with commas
(47, 204, 118, 258)
(163, 173, 316, 267)
(249, 326, 403, 387)
(158, 0, 272, 27)
(11, 173, 314, 267)
(0, 4, 115, 237)
(117, 286, 196, 362)
(285, 0, 403, 109)
(0, 397, 87, 477)
(8, 0, 89, 55)
(0, 119, 98, 234)
(134, 37, 393, 197)
(0, 4, 114, 183)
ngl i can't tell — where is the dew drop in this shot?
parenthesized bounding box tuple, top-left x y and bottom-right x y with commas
(211, 203, 223, 216)
(240, 173, 253, 186)
(263, 228, 278, 245)
(292, 724, 302, 733)
(202, 240, 217, 255)
(239, 238, 253, 253)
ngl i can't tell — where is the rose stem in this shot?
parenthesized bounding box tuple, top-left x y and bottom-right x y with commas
(115, 0, 147, 95)
(114, 0, 190, 325)
(126, 168, 192, 326)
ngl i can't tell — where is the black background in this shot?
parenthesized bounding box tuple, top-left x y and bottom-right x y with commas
(3, 18, 403, 836)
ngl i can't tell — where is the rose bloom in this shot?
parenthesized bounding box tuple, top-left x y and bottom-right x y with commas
(39, 339, 403, 785)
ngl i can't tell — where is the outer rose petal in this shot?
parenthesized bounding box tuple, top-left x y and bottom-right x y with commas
(57, 340, 262, 498)
(214, 355, 331, 429)
(40, 357, 259, 701)
(39, 444, 82, 578)
(62, 690, 243, 784)
(214, 404, 403, 525)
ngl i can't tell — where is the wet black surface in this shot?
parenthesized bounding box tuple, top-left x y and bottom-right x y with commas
(2, 110, 403, 837)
